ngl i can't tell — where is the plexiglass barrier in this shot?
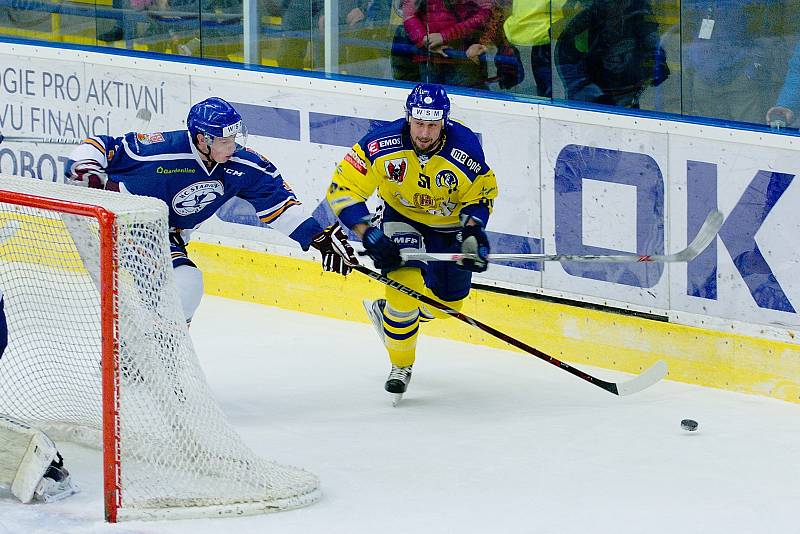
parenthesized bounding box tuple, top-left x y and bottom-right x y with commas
(1, 0, 798, 131)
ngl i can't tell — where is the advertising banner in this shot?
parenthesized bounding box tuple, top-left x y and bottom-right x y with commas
(2, 43, 798, 338)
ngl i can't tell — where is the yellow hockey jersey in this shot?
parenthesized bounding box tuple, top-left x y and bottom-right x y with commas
(327, 118, 498, 229)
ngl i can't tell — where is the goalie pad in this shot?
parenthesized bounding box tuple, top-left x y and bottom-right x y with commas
(0, 414, 78, 503)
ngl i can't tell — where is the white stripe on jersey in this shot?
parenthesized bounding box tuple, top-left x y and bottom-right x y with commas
(71, 137, 109, 167)
(121, 136, 196, 163)
(229, 156, 269, 173)
(255, 197, 297, 219)
(266, 202, 315, 236)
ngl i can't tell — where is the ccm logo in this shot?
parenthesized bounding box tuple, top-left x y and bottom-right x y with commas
(225, 168, 244, 176)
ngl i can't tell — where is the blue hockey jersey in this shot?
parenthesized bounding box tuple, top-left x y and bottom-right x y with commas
(66, 130, 321, 248)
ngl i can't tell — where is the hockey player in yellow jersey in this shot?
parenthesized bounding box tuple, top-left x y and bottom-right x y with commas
(326, 83, 498, 405)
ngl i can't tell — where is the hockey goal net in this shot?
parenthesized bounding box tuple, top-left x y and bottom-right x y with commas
(0, 176, 320, 521)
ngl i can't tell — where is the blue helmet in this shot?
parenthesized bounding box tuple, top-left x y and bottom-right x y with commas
(187, 97, 246, 144)
(405, 83, 450, 123)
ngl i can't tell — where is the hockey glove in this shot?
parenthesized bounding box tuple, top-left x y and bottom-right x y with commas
(310, 222, 358, 276)
(459, 224, 490, 272)
(362, 226, 402, 270)
(68, 160, 108, 189)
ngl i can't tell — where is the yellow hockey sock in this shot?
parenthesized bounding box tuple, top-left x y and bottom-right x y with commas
(383, 268, 425, 368)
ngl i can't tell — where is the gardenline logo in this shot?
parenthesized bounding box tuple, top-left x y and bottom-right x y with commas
(157, 166, 196, 174)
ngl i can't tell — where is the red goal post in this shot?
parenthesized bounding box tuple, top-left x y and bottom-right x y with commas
(0, 176, 320, 522)
(0, 181, 123, 520)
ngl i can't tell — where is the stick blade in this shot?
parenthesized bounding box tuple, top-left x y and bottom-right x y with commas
(679, 209, 724, 261)
(615, 360, 668, 396)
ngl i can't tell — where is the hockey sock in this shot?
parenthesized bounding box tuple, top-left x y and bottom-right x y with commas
(383, 303, 420, 368)
(384, 268, 425, 367)
(418, 290, 465, 321)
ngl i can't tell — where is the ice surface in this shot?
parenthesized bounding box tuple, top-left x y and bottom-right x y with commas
(1, 295, 798, 534)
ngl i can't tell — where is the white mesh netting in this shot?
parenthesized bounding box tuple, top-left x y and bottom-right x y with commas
(0, 176, 320, 520)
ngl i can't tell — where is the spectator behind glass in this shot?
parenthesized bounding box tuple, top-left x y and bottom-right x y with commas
(503, 0, 569, 97)
(97, 0, 130, 42)
(554, 0, 669, 108)
(766, 41, 800, 128)
(390, 0, 497, 89)
(681, 0, 787, 125)
(276, 0, 371, 70)
(135, 0, 201, 55)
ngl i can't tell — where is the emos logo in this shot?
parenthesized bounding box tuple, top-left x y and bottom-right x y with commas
(367, 135, 402, 156)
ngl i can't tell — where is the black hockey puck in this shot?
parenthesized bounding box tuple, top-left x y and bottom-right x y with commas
(680, 419, 698, 431)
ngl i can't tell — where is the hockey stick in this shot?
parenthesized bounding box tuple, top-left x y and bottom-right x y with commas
(401, 209, 724, 264)
(0, 134, 85, 145)
(353, 264, 667, 396)
(0, 108, 154, 147)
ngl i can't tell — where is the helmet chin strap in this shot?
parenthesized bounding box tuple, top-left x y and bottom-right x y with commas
(195, 134, 217, 165)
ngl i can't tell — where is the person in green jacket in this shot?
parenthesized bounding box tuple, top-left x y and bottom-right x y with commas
(503, 0, 568, 96)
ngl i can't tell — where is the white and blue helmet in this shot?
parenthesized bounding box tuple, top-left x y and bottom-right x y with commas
(405, 83, 450, 123)
(187, 97, 247, 145)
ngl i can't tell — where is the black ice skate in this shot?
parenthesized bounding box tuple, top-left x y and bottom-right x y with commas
(385, 364, 412, 407)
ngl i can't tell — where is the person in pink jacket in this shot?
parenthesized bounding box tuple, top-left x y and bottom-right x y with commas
(391, 0, 497, 89)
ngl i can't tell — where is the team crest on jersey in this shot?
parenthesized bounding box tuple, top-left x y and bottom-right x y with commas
(435, 170, 458, 192)
(136, 132, 165, 145)
(385, 158, 407, 183)
(172, 180, 224, 216)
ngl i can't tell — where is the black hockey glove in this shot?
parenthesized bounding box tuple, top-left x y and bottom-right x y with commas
(68, 160, 108, 189)
(310, 222, 358, 276)
(459, 224, 490, 273)
(362, 226, 402, 270)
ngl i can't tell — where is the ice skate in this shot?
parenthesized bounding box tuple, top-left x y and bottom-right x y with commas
(363, 299, 386, 343)
(385, 364, 412, 407)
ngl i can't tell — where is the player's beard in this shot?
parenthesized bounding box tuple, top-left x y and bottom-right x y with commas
(412, 135, 440, 153)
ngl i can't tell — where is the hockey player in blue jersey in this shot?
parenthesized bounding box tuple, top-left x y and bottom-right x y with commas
(65, 97, 356, 325)
(326, 83, 498, 405)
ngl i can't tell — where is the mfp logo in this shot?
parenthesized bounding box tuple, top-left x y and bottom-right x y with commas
(391, 232, 421, 249)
